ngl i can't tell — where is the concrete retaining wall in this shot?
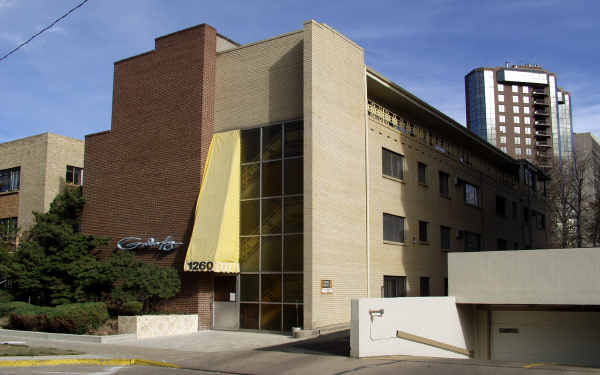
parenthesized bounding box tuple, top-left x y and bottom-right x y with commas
(350, 297, 470, 359)
(118, 314, 198, 338)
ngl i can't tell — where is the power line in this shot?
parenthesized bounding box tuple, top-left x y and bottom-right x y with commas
(0, 0, 90, 62)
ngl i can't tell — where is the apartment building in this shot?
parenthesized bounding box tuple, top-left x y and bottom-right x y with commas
(81, 21, 549, 333)
(465, 64, 574, 168)
(0, 133, 84, 242)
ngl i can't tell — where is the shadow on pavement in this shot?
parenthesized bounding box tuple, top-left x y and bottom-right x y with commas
(257, 330, 350, 357)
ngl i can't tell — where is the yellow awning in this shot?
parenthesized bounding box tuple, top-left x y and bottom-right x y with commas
(184, 130, 240, 273)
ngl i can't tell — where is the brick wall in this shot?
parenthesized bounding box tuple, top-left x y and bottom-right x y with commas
(81, 24, 217, 323)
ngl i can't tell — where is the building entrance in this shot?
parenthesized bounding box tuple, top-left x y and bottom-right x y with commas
(213, 276, 238, 330)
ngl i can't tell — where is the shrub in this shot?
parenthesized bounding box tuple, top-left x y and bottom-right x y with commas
(8, 305, 53, 331)
(118, 301, 143, 316)
(47, 302, 109, 335)
(0, 301, 31, 317)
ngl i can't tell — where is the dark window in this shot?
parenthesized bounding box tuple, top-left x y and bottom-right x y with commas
(383, 213, 405, 243)
(465, 232, 481, 251)
(464, 183, 480, 207)
(262, 125, 282, 161)
(0, 167, 20, 192)
(512, 201, 517, 218)
(523, 207, 529, 223)
(420, 277, 430, 296)
(444, 278, 448, 296)
(496, 195, 506, 217)
(382, 148, 404, 180)
(0, 217, 17, 240)
(535, 212, 545, 230)
(541, 214, 546, 229)
(497, 238, 507, 250)
(439, 171, 449, 197)
(66, 166, 83, 185)
(418, 162, 427, 184)
(440, 226, 450, 250)
(384, 276, 406, 297)
(241, 129, 260, 163)
(419, 221, 428, 242)
(284, 121, 303, 158)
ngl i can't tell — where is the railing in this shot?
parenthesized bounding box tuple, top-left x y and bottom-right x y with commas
(535, 142, 551, 147)
(534, 111, 549, 116)
(534, 121, 548, 126)
(396, 330, 472, 356)
(535, 132, 549, 136)
(532, 90, 546, 95)
(533, 100, 548, 106)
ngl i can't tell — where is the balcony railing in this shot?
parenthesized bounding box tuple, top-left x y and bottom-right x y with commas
(534, 111, 549, 116)
(535, 142, 551, 148)
(535, 131, 550, 137)
(533, 100, 548, 106)
(532, 90, 547, 96)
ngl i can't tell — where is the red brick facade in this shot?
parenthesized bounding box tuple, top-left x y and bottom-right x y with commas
(81, 24, 217, 327)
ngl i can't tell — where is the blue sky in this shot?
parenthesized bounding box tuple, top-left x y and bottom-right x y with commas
(1, 0, 599, 143)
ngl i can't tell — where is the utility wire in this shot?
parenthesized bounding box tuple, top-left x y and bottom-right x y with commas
(0, 0, 90, 62)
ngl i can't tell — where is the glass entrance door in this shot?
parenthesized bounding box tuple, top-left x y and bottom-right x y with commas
(213, 276, 238, 330)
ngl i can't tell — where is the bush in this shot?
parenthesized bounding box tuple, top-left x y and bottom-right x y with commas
(118, 301, 143, 316)
(8, 305, 53, 331)
(0, 301, 31, 317)
(7, 302, 109, 334)
(0, 290, 13, 303)
(47, 302, 109, 334)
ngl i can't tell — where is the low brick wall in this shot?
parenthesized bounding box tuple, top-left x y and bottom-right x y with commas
(118, 315, 198, 338)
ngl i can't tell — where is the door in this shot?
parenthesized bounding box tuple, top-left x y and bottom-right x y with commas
(213, 276, 238, 330)
(491, 310, 600, 366)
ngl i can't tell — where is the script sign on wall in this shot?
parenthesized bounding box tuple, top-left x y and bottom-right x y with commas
(117, 236, 183, 252)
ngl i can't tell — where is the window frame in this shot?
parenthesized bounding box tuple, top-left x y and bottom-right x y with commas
(439, 171, 449, 197)
(440, 226, 451, 250)
(383, 213, 405, 244)
(382, 148, 404, 181)
(418, 220, 428, 243)
(417, 162, 427, 185)
(464, 182, 480, 207)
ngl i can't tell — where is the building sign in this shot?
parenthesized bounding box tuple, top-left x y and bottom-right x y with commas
(117, 236, 183, 252)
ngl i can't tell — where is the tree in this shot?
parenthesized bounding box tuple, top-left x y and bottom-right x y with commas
(548, 156, 576, 248)
(10, 187, 107, 305)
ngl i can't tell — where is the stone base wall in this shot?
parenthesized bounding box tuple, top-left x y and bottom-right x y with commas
(118, 314, 199, 338)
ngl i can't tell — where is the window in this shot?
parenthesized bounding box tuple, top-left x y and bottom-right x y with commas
(525, 138, 532, 145)
(465, 232, 481, 251)
(383, 213, 405, 243)
(464, 183, 480, 207)
(0, 217, 17, 240)
(514, 116, 520, 123)
(440, 226, 451, 250)
(512, 95, 519, 103)
(523, 207, 529, 223)
(499, 125, 506, 133)
(501, 146, 507, 152)
(496, 195, 506, 217)
(514, 126, 521, 134)
(384, 276, 406, 297)
(513, 106, 519, 113)
(499, 104, 505, 112)
(497, 238, 508, 250)
(382, 148, 404, 180)
(500, 136, 506, 144)
(498, 94, 504, 102)
(524, 126, 531, 134)
(497, 84, 504, 91)
(526, 148, 532, 156)
(540, 214, 546, 229)
(524, 117, 531, 125)
(512, 201, 517, 218)
(444, 278, 448, 296)
(512, 85, 519, 93)
(439, 171, 449, 197)
(523, 96, 530, 104)
(515, 148, 522, 155)
(420, 277, 430, 297)
(514, 137, 521, 145)
(419, 221, 428, 242)
(417, 162, 427, 184)
(524, 107, 530, 114)
(499, 115, 506, 123)
(0, 167, 20, 193)
(66, 166, 84, 185)
(523, 86, 529, 94)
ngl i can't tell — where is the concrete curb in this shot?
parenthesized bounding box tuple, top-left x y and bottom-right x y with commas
(0, 358, 180, 368)
(0, 329, 136, 344)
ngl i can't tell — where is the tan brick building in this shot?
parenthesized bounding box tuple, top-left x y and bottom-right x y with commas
(81, 21, 550, 333)
(0, 133, 84, 242)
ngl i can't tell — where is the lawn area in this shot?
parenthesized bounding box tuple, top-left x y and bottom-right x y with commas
(0, 344, 81, 356)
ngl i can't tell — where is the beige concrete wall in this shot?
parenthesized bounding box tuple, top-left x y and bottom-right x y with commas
(0, 193, 19, 219)
(0, 133, 83, 233)
(43, 134, 85, 211)
(303, 20, 368, 329)
(449, 248, 600, 305)
(368, 118, 550, 298)
(214, 30, 303, 132)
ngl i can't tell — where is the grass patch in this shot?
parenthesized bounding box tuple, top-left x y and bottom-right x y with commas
(0, 344, 81, 356)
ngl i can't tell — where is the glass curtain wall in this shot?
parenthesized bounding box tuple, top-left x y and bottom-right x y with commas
(239, 121, 303, 331)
